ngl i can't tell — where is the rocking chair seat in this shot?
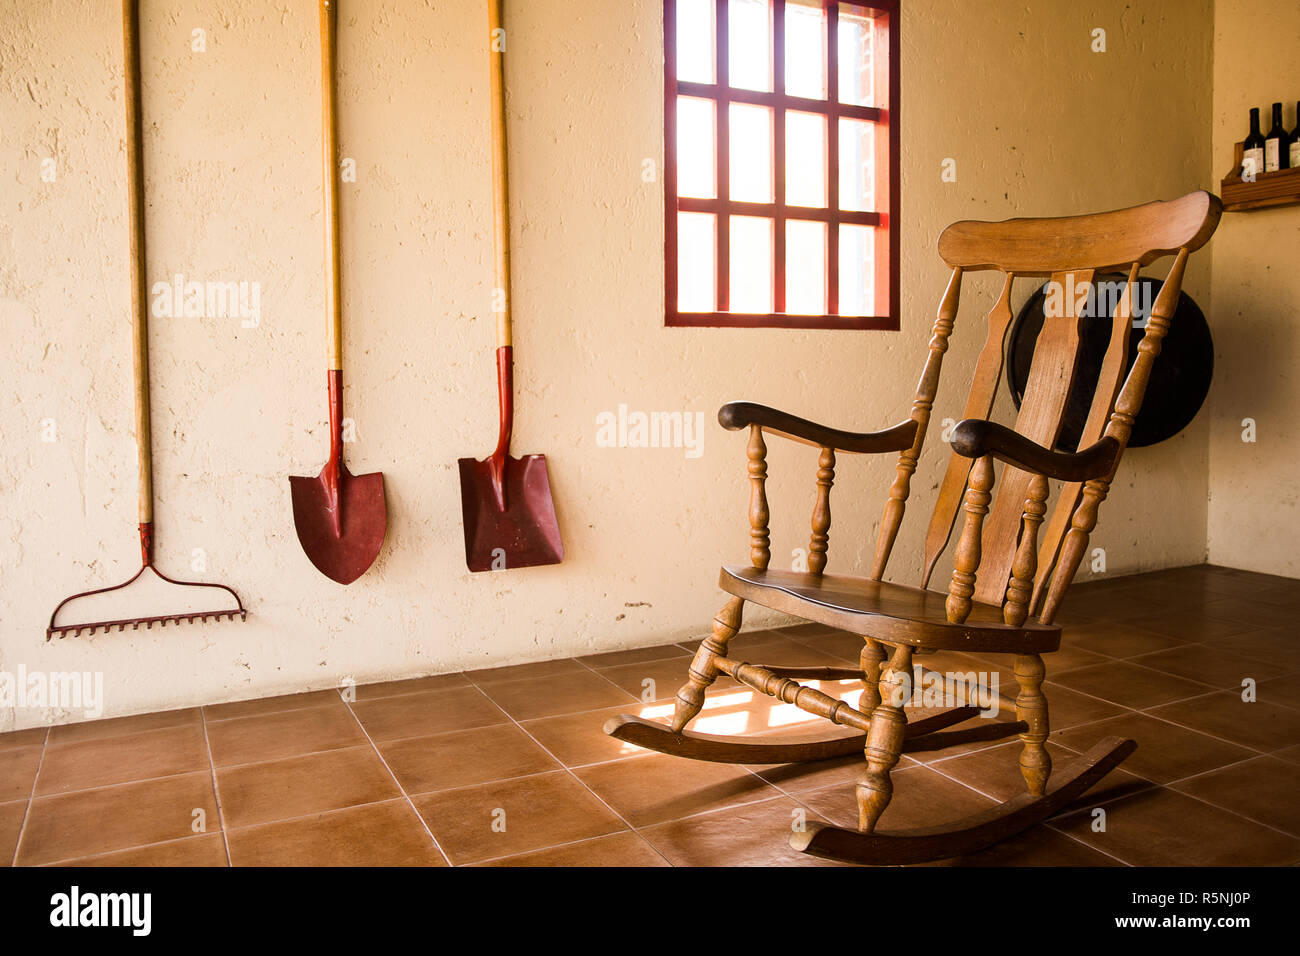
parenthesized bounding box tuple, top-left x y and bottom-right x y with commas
(719, 565, 1061, 655)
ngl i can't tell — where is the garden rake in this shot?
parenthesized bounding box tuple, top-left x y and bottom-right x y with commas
(47, 0, 247, 639)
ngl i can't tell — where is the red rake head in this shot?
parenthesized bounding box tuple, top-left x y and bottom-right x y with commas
(47, 525, 247, 640)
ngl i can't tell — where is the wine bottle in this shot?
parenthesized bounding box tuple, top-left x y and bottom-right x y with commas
(1264, 102, 1286, 171)
(1290, 101, 1300, 171)
(1242, 108, 1265, 179)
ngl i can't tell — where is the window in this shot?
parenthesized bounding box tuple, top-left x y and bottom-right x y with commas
(664, 0, 899, 329)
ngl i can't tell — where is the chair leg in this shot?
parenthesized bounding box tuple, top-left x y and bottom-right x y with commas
(671, 596, 744, 732)
(860, 638, 885, 714)
(857, 644, 912, 833)
(1014, 653, 1051, 795)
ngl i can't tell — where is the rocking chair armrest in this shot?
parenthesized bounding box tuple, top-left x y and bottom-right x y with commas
(950, 419, 1121, 482)
(718, 401, 919, 455)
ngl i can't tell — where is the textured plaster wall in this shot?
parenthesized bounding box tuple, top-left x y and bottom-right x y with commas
(0, 0, 1214, 730)
(1206, 0, 1300, 577)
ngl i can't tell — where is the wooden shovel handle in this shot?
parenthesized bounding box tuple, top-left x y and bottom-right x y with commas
(320, 0, 343, 370)
(123, 0, 152, 524)
(488, 0, 511, 348)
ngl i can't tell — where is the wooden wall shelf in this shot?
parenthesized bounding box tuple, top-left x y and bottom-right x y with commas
(1221, 141, 1300, 212)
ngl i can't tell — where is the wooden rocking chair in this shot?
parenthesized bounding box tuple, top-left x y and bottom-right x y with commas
(606, 190, 1221, 865)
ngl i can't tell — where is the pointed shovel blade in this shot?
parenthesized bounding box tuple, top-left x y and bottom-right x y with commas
(289, 462, 387, 584)
(457, 453, 562, 572)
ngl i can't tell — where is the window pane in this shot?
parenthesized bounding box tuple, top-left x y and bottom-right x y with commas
(676, 0, 715, 83)
(728, 0, 772, 92)
(786, 111, 826, 207)
(677, 97, 716, 198)
(678, 212, 716, 312)
(786, 220, 826, 315)
(729, 103, 772, 202)
(839, 224, 875, 316)
(838, 4, 878, 107)
(785, 0, 826, 99)
(730, 216, 773, 313)
(838, 117, 875, 211)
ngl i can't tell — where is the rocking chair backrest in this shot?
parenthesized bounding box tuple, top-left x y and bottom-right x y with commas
(869, 190, 1221, 626)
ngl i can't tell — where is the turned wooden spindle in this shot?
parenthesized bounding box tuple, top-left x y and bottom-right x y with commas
(860, 638, 885, 715)
(922, 272, 1015, 588)
(1040, 249, 1190, 624)
(671, 596, 743, 732)
(857, 643, 913, 833)
(1014, 653, 1051, 794)
(946, 454, 994, 624)
(808, 446, 835, 575)
(1004, 472, 1049, 626)
(747, 425, 770, 571)
(871, 268, 962, 580)
(724, 660, 870, 731)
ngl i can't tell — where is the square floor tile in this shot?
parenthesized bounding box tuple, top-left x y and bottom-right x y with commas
(574, 752, 780, 827)
(474, 831, 669, 867)
(799, 763, 998, 831)
(575, 645, 690, 669)
(46, 708, 201, 746)
(1049, 786, 1300, 866)
(17, 772, 218, 866)
(478, 670, 635, 721)
(204, 689, 345, 722)
(350, 686, 509, 742)
(1050, 662, 1212, 709)
(1149, 691, 1300, 753)
(226, 799, 446, 866)
(1170, 755, 1300, 836)
(520, 703, 660, 768)
(36, 724, 209, 795)
(1, 800, 27, 865)
(378, 723, 560, 795)
(1051, 712, 1255, 784)
(206, 705, 368, 767)
(411, 771, 626, 865)
(0, 728, 47, 752)
(1067, 622, 1188, 658)
(0, 746, 43, 802)
(215, 746, 400, 829)
(350, 673, 470, 701)
(640, 797, 847, 867)
(61, 833, 229, 867)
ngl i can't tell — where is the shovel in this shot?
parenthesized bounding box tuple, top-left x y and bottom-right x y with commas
(289, 0, 386, 585)
(457, 0, 563, 573)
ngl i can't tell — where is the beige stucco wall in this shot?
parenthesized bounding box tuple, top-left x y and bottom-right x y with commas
(1, 0, 1215, 730)
(1206, 0, 1300, 578)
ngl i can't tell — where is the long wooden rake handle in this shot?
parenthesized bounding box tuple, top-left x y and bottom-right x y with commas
(123, 0, 153, 527)
(488, 0, 511, 350)
(321, 0, 344, 372)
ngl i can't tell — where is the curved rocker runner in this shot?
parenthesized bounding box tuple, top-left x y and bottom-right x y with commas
(604, 191, 1221, 866)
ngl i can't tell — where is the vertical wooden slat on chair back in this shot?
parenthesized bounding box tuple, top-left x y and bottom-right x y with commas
(871, 190, 1221, 622)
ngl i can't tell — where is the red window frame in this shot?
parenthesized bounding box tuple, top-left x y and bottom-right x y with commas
(664, 0, 900, 330)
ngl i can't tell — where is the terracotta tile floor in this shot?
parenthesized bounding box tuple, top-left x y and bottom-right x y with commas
(4, 563, 1298, 867)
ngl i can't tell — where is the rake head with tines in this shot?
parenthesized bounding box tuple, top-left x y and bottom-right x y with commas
(47, 523, 247, 641)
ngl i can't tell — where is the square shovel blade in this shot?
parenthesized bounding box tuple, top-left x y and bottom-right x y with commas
(457, 453, 563, 572)
(289, 464, 387, 585)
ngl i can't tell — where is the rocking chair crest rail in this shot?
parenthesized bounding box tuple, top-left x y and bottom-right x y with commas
(606, 190, 1222, 865)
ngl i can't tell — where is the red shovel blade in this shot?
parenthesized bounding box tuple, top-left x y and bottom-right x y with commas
(290, 462, 387, 585)
(457, 453, 562, 572)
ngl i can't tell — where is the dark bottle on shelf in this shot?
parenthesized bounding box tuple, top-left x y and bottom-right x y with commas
(1264, 101, 1287, 171)
(1243, 107, 1265, 179)
(1290, 101, 1300, 171)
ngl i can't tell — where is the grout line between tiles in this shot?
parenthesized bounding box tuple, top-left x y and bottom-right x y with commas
(9, 726, 49, 867)
(477, 699, 675, 868)
(198, 707, 233, 867)
(339, 696, 453, 868)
